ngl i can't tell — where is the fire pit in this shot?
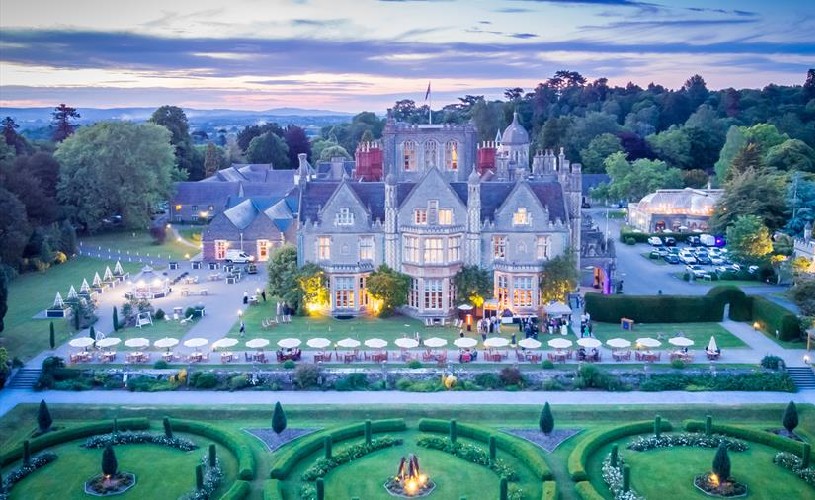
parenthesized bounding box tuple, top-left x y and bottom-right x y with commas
(694, 472, 747, 498)
(384, 454, 435, 497)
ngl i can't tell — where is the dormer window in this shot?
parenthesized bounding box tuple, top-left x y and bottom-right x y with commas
(336, 207, 354, 226)
(513, 208, 531, 226)
(439, 209, 453, 225)
(414, 208, 428, 225)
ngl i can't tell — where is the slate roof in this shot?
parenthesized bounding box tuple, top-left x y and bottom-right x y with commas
(173, 182, 238, 206)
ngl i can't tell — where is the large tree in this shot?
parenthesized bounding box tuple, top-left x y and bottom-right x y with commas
(725, 215, 773, 263)
(55, 122, 178, 233)
(246, 132, 290, 167)
(366, 264, 411, 316)
(765, 139, 815, 173)
(203, 142, 221, 178)
(0, 264, 9, 332)
(1, 117, 30, 155)
(0, 159, 58, 225)
(51, 104, 80, 142)
(266, 245, 300, 307)
(452, 265, 493, 312)
(539, 251, 578, 303)
(709, 168, 787, 233)
(296, 263, 329, 313)
(592, 152, 683, 203)
(149, 105, 200, 179)
(0, 187, 31, 268)
(580, 133, 623, 173)
(284, 125, 312, 169)
(790, 277, 815, 316)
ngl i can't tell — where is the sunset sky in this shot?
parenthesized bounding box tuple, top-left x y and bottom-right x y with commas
(1, 0, 814, 113)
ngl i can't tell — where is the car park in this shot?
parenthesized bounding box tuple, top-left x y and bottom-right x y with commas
(695, 254, 711, 265)
(715, 264, 740, 274)
(663, 254, 680, 264)
(685, 265, 709, 278)
(679, 253, 697, 265)
(647, 236, 663, 246)
(709, 256, 725, 265)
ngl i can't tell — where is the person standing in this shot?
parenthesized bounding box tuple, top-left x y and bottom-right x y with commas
(243, 291, 248, 305)
(261, 290, 267, 302)
(239, 321, 246, 337)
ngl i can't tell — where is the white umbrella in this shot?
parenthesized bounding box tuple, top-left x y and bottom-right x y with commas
(457, 304, 474, 311)
(336, 338, 361, 349)
(547, 338, 573, 349)
(636, 337, 662, 348)
(364, 338, 388, 349)
(211, 338, 239, 350)
(707, 336, 718, 352)
(668, 337, 695, 348)
(184, 338, 209, 349)
(246, 338, 270, 349)
(154, 337, 179, 349)
(124, 338, 150, 348)
(484, 337, 510, 348)
(454, 337, 478, 348)
(577, 338, 602, 348)
(606, 338, 631, 349)
(424, 337, 448, 348)
(69, 337, 95, 348)
(518, 338, 542, 349)
(96, 337, 121, 348)
(277, 338, 302, 349)
(307, 337, 331, 349)
(395, 338, 419, 349)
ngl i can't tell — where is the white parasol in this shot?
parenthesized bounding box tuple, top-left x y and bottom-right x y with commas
(423, 337, 448, 348)
(668, 337, 695, 348)
(154, 337, 179, 349)
(364, 338, 388, 349)
(395, 338, 420, 349)
(457, 304, 474, 311)
(96, 337, 121, 348)
(69, 337, 95, 348)
(577, 338, 602, 348)
(547, 338, 573, 349)
(454, 337, 478, 348)
(211, 338, 239, 350)
(707, 336, 718, 352)
(124, 338, 150, 348)
(518, 338, 542, 349)
(336, 338, 361, 349)
(277, 338, 302, 349)
(636, 337, 662, 348)
(606, 338, 631, 349)
(184, 338, 209, 349)
(484, 337, 510, 348)
(307, 338, 331, 349)
(246, 338, 270, 349)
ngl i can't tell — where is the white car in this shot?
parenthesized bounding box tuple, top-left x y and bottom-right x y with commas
(679, 253, 697, 265)
(709, 256, 725, 265)
(647, 236, 663, 246)
(685, 265, 709, 278)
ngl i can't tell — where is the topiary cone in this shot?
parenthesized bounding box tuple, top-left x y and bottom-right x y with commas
(196, 463, 204, 490)
(802, 443, 811, 469)
(102, 444, 118, 477)
(712, 443, 730, 481)
(654, 415, 662, 438)
(272, 402, 287, 435)
(489, 436, 497, 464)
(324, 436, 333, 459)
(783, 401, 798, 435)
(622, 464, 630, 492)
(610, 444, 619, 467)
(450, 419, 458, 444)
(365, 419, 372, 445)
(705, 415, 713, 436)
(23, 440, 31, 466)
(316, 478, 325, 500)
(540, 402, 554, 436)
(209, 444, 217, 468)
(499, 477, 508, 500)
(163, 417, 173, 438)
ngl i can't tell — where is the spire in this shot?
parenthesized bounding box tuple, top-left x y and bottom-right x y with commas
(468, 166, 480, 185)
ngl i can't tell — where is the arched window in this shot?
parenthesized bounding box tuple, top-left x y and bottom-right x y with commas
(424, 140, 438, 169)
(445, 140, 458, 170)
(403, 140, 417, 171)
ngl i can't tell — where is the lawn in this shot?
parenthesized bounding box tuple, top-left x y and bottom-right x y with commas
(79, 229, 197, 261)
(2, 257, 141, 361)
(590, 322, 747, 349)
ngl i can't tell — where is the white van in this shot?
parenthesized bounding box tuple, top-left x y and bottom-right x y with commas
(224, 250, 254, 263)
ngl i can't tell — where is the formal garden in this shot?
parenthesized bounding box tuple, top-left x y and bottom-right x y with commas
(0, 402, 813, 499)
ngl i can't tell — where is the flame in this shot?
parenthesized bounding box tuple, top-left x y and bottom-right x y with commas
(406, 479, 417, 494)
(709, 473, 720, 488)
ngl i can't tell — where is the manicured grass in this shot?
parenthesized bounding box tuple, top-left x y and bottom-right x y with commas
(590, 322, 747, 349)
(79, 229, 196, 261)
(177, 227, 203, 243)
(2, 257, 141, 361)
(7, 437, 237, 500)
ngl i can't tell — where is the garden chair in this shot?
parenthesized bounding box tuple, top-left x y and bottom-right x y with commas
(422, 350, 434, 362)
(180, 315, 194, 325)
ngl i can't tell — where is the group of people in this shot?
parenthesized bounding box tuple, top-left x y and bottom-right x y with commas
(457, 349, 478, 363)
(275, 301, 293, 323)
(543, 316, 570, 336)
(477, 316, 502, 337)
(579, 312, 594, 338)
(577, 347, 600, 362)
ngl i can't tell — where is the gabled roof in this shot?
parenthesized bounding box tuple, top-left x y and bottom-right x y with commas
(172, 182, 238, 205)
(223, 199, 259, 230)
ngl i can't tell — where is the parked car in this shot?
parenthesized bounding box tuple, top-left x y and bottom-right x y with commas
(225, 250, 254, 263)
(685, 265, 709, 278)
(696, 254, 712, 265)
(700, 234, 717, 246)
(748, 265, 760, 274)
(664, 237, 677, 247)
(679, 253, 697, 265)
(709, 256, 725, 265)
(663, 254, 680, 264)
(647, 236, 663, 246)
(715, 264, 740, 274)
(687, 235, 702, 247)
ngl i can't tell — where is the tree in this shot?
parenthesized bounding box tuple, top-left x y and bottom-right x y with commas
(246, 132, 290, 167)
(1, 116, 30, 155)
(783, 401, 799, 434)
(712, 443, 731, 480)
(709, 169, 787, 232)
(366, 264, 411, 316)
(319, 145, 351, 161)
(55, 122, 178, 233)
(0, 267, 7, 332)
(102, 444, 118, 477)
(296, 263, 329, 313)
(237, 123, 284, 152)
(539, 251, 578, 303)
(272, 401, 287, 434)
(580, 133, 623, 173)
(646, 126, 692, 170)
(682, 169, 710, 188)
(715, 124, 789, 181)
(727, 142, 764, 180)
(540, 402, 554, 435)
(113, 306, 120, 332)
(391, 99, 421, 123)
(267, 245, 300, 306)
(765, 139, 815, 173)
(1, 158, 58, 225)
(51, 104, 80, 142)
(203, 143, 221, 178)
(452, 265, 493, 313)
(37, 399, 52, 432)
(592, 152, 683, 203)
(725, 215, 773, 263)
(0, 187, 32, 267)
(790, 277, 815, 316)
(149, 105, 199, 179)
(284, 125, 312, 169)
(49, 321, 55, 349)
(683, 74, 709, 110)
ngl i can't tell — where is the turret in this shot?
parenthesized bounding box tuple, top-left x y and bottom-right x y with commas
(384, 173, 399, 268)
(466, 165, 481, 265)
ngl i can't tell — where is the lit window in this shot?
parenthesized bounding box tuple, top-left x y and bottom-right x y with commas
(513, 208, 531, 225)
(215, 240, 227, 260)
(336, 207, 354, 226)
(536, 236, 550, 260)
(317, 236, 330, 260)
(424, 140, 438, 169)
(445, 141, 458, 170)
(403, 141, 417, 171)
(448, 236, 461, 262)
(414, 209, 428, 225)
(334, 277, 355, 309)
(359, 236, 374, 261)
(424, 238, 444, 264)
(493, 236, 507, 259)
(497, 274, 508, 307)
(424, 279, 443, 310)
(438, 209, 453, 225)
(404, 236, 419, 263)
(513, 276, 534, 307)
(409, 278, 420, 308)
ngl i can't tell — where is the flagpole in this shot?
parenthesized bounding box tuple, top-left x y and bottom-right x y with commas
(429, 89, 432, 125)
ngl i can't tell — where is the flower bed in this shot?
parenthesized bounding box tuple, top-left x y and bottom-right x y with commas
(601, 454, 643, 500)
(627, 433, 748, 452)
(0, 452, 57, 499)
(416, 435, 518, 481)
(82, 431, 198, 452)
(300, 436, 402, 482)
(773, 452, 815, 487)
(180, 457, 224, 500)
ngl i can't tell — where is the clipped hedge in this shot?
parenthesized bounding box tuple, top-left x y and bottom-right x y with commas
(574, 480, 606, 500)
(218, 479, 251, 500)
(262, 479, 284, 500)
(542, 480, 558, 500)
(752, 296, 802, 341)
(1, 417, 149, 466)
(269, 418, 406, 480)
(567, 419, 673, 482)
(417, 418, 552, 481)
(684, 420, 810, 460)
(169, 418, 256, 481)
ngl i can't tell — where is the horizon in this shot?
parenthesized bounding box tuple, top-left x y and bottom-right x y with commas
(1, 0, 814, 114)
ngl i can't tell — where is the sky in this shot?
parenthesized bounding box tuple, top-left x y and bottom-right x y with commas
(1, 0, 814, 113)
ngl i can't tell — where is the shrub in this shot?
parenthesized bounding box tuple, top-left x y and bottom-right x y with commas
(300, 436, 402, 481)
(184, 307, 197, 320)
(82, 431, 198, 451)
(228, 374, 250, 391)
(773, 452, 815, 486)
(474, 373, 501, 389)
(712, 443, 730, 479)
(334, 373, 369, 391)
(153, 360, 169, 369)
(626, 433, 748, 452)
(540, 402, 554, 435)
(272, 402, 287, 435)
(670, 359, 686, 370)
(293, 364, 320, 389)
(416, 435, 518, 481)
(625, 237, 636, 245)
(541, 359, 555, 370)
(761, 355, 784, 370)
(154, 308, 166, 320)
(499, 367, 524, 387)
(180, 456, 224, 500)
(542, 378, 564, 391)
(752, 296, 801, 341)
(783, 401, 799, 434)
(406, 359, 423, 369)
(192, 372, 217, 389)
(150, 225, 167, 244)
(282, 360, 296, 370)
(37, 400, 52, 433)
(684, 420, 808, 457)
(2, 452, 57, 492)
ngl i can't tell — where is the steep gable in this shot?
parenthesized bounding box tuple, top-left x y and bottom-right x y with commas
(398, 167, 466, 220)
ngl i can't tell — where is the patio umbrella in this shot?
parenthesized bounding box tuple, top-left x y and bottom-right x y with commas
(454, 337, 478, 348)
(577, 338, 602, 348)
(636, 337, 662, 348)
(69, 337, 95, 348)
(395, 338, 419, 349)
(336, 338, 361, 349)
(246, 338, 270, 349)
(184, 338, 209, 349)
(306, 337, 331, 349)
(364, 338, 388, 349)
(457, 304, 474, 311)
(154, 337, 179, 349)
(518, 338, 542, 349)
(707, 336, 718, 352)
(124, 338, 150, 348)
(668, 337, 695, 348)
(277, 338, 302, 349)
(484, 337, 510, 348)
(423, 337, 448, 348)
(96, 337, 122, 348)
(211, 338, 239, 350)
(547, 338, 573, 349)
(606, 338, 631, 349)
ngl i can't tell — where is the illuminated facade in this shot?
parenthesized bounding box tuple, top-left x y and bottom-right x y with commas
(627, 188, 723, 233)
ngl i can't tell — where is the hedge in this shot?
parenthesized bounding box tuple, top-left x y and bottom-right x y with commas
(262, 479, 284, 500)
(269, 418, 406, 480)
(684, 420, 810, 460)
(168, 418, 256, 481)
(542, 480, 558, 500)
(218, 479, 251, 500)
(417, 418, 552, 481)
(574, 480, 606, 500)
(1, 418, 150, 466)
(567, 419, 673, 482)
(752, 296, 802, 341)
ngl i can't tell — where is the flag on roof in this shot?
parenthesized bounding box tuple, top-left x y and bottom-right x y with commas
(425, 81, 431, 101)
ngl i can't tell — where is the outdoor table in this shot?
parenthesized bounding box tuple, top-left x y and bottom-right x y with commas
(101, 351, 116, 362)
(373, 351, 388, 363)
(189, 352, 203, 363)
(553, 351, 567, 363)
(344, 351, 356, 363)
(162, 352, 174, 362)
(253, 352, 266, 363)
(220, 352, 233, 363)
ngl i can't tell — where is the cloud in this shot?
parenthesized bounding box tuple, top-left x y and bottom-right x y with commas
(493, 8, 533, 13)
(580, 18, 759, 30)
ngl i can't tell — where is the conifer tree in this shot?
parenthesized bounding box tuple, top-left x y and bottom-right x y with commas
(783, 401, 799, 434)
(38, 399, 52, 432)
(272, 402, 287, 434)
(540, 402, 554, 435)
